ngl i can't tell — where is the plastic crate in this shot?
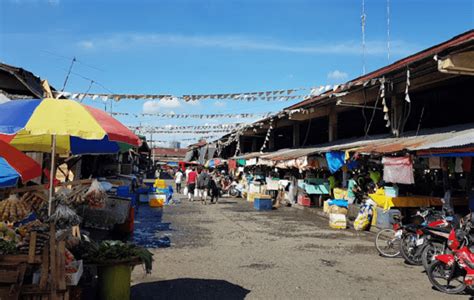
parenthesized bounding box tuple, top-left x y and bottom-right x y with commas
(384, 186, 399, 197)
(117, 185, 131, 198)
(254, 198, 272, 211)
(375, 208, 401, 229)
(297, 194, 312, 207)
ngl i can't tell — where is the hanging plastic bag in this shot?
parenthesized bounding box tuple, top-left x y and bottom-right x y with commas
(85, 180, 106, 209)
(49, 203, 81, 229)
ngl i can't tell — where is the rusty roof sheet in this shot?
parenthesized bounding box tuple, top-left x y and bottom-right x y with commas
(352, 125, 474, 154)
(260, 148, 319, 161)
(288, 30, 474, 110)
(252, 124, 474, 161)
(233, 152, 265, 160)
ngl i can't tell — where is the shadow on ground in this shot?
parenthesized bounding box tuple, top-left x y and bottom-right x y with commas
(131, 278, 251, 300)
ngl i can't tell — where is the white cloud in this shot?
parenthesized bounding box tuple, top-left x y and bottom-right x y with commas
(327, 70, 348, 81)
(77, 33, 415, 56)
(78, 41, 94, 49)
(214, 101, 225, 107)
(143, 97, 181, 113)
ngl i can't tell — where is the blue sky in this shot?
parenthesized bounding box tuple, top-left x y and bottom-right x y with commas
(1, 0, 473, 146)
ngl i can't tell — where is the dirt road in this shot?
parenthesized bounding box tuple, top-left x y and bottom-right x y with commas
(131, 197, 465, 299)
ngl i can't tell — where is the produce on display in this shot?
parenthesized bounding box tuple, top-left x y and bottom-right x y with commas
(80, 240, 154, 273)
(68, 185, 89, 205)
(0, 194, 30, 223)
(0, 239, 17, 255)
(85, 179, 106, 209)
(0, 221, 19, 242)
(20, 191, 48, 212)
(49, 203, 82, 229)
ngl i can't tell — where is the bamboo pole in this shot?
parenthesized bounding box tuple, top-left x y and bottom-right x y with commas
(48, 135, 57, 216)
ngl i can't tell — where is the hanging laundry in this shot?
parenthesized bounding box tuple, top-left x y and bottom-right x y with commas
(326, 151, 345, 174)
(455, 157, 464, 173)
(382, 156, 415, 185)
(228, 159, 237, 171)
(463, 157, 472, 173)
(428, 157, 441, 169)
(315, 157, 328, 169)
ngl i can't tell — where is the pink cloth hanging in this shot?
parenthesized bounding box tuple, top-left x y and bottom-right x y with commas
(382, 156, 415, 185)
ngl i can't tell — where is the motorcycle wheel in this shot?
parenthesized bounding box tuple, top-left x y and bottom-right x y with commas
(375, 229, 401, 258)
(400, 232, 423, 265)
(427, 260, 466, 294)
(422, 242, 445, 272)
(229, 188, 239, 197)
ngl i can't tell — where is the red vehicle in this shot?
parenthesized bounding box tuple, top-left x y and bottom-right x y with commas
(427, 220, 472, 294)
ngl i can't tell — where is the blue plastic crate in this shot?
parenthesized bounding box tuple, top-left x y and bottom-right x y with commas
(117, 185, 131, 198)
(254, 198, 272, 211)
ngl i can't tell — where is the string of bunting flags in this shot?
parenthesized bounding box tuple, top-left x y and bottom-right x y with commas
(138, 129, 232, 134)
(129, 123, 243, 131)
(58, 82, 350, 102)
(112, 112, 274, 119)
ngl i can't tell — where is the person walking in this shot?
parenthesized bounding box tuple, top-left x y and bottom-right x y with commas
(186, 167, 198, 202)
(197, 168, 210, 205)
(174, 169, 183, 194)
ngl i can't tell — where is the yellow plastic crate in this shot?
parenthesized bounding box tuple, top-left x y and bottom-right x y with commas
(153, 179, 166, 189)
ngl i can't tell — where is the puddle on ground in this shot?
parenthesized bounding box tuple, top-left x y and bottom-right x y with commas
(131, 204, 171, 248)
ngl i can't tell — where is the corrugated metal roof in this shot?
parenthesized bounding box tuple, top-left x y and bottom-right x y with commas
(233, 152, 264, 160)
(260, 148, 318, 161)
(349, 125, 474, 154)
(287, 30, 474, 110)
(252, 124, 474, 161)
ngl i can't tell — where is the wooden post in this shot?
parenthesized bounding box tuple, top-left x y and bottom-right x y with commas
(28, 231, 37, 264)
(292, 123, 300, 147)
(57, 241, 66, 291)
(328, 106, 338, 142)
(49, 224, 57, 300)
(251, 138, 258, 152)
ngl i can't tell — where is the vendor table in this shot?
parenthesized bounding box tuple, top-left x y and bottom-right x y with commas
(369, 193, 467, 211)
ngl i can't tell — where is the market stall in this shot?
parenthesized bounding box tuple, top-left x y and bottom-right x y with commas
(0, 98, 153, 299)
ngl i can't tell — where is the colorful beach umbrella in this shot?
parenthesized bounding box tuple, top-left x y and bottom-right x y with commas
(0, 140, 42, 188)
(0, 98, 141, 214)
(0, 98, 140, 154)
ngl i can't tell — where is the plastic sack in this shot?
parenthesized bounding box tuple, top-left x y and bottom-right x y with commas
(328, 205, 348, 215)
(354, 203, 374, 231)
(183, 186, 188, 195)
(329, 213, 346, 229)
(85, 180, 106, 209)
(49, 204, 81, 229)
(327, 199, 348, 208)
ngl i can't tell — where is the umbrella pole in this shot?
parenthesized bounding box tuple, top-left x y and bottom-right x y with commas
(48, 134, 57, 216)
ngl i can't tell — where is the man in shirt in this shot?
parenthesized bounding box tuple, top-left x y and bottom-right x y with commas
(186, 167, 198, 202)
(174, 169, 183, 194)
(197, 168, 210, 205)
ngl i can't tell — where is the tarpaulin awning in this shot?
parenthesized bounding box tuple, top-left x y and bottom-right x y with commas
(0, 140, 41, 187)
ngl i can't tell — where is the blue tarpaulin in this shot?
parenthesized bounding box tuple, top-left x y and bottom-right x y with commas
(325, 151, 345, 173)
(0, 157, 20, 187)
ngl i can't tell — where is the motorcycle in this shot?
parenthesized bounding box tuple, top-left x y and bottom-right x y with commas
(427, 220, 473, 294)
(399, 208, 452, 265)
